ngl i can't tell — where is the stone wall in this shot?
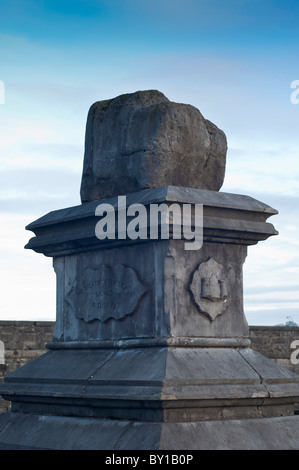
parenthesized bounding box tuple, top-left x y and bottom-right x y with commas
(0, 321, 299, 412)
(249, 325, 299, 373)
(0, 321, 53, 412)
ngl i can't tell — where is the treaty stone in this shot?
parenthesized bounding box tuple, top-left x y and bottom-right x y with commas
(2, 91, 299, 450)
(80, 90, 227, 202)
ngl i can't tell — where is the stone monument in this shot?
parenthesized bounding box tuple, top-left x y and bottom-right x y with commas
(0, 90, 299, 449)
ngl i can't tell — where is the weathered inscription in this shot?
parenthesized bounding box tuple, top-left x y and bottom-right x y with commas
(66, 264, 147, 322)
(83, 277, 121, 311)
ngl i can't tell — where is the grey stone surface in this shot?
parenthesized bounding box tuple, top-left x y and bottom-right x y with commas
(80, 90, 227, 202)
(26, 186, 278, 232)
(2, 324, 299, 416)
(1, 410, 299, 449)
(65, 263, 148, 323)
(1, 345, 298, 423)
(50, 239, 249, 342)
(23, 186, 278, 344)
(24, 187, 278, 349)
(25, 186, 278, 257)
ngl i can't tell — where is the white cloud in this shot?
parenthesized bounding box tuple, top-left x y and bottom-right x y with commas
(0, 214, 56, 321)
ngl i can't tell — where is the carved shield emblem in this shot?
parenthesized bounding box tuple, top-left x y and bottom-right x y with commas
(189, 257, 228, 322)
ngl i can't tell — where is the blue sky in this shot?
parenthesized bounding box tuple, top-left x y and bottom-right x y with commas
(0, 0, 299, 325)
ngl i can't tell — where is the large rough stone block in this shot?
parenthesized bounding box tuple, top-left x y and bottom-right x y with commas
(80, 90, 227, 202)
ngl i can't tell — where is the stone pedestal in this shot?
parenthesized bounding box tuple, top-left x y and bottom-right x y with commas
(1, 186, 299, 449)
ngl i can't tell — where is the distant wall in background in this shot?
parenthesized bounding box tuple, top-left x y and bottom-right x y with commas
(0, 321, 53, 412)
(249, 325, 299, 373)
(0, 322, 299, 412)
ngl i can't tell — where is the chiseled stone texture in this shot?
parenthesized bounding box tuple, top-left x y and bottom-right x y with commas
(80, 90, 227, 202)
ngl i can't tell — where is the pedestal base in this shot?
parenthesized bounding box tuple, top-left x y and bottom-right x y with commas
(0, 344, 299, 449)
(2, 186, 297, 450)
(1, 412, 299, 450)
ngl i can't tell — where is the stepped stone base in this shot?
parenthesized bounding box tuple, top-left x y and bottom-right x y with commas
(0, 344, 299, 449)
(1, 412, 299, 450)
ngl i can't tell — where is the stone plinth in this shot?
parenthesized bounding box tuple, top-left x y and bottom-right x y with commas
(0, 91, 299, 449)
(24, 186, 278, 342)
(1, 186, 299, 449)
